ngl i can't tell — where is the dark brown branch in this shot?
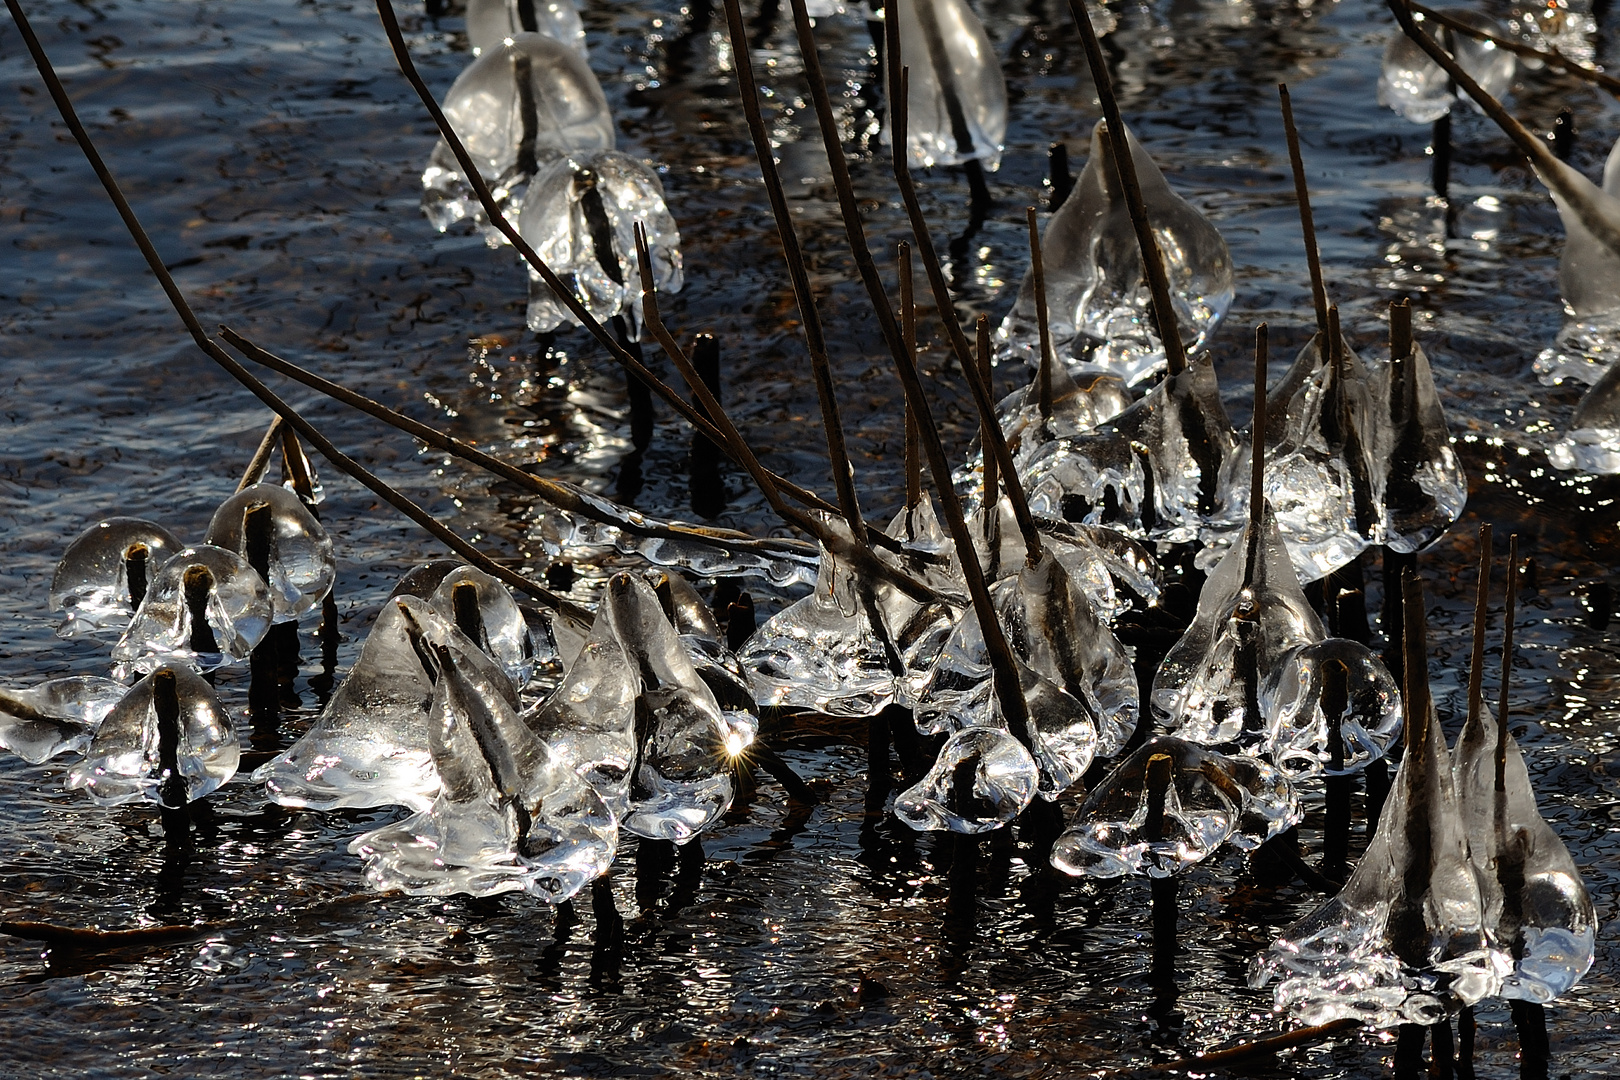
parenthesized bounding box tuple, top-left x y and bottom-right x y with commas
(1278, 84, 1330, 341)
(237, 416, 284, 492)
(1027, 207, 1056, 421)
(900, 242, 922, 509)
(1409, 1, 1620, 96)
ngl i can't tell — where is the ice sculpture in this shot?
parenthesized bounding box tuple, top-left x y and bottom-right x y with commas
(996, 367, 1132, 474)
(1374, 334, 1467, 554)
(875, 495, 965, 709)
(0, 677, 127, 764)
(426, 565, 536, 689)
(525, 600, 638, 814)
(893, 726, 1039, 834)
(1260, 639, 1403, 780)
(1153, 506, 1326, 749)
(50, 517, 183, 639)
(1533, 138, 1620, 386)
(111, 546, 273, 675)
(349, 635, 617, 901)
(65, 667, 239, 808)
(465, 0, 587, 58)
(995, 121, 1234, 386)
(1549, 356, 1620, 473)
(1377, 11, 1515, 125)
(886, 0, 1007, 170)
(204, 483, 335, 623)
(1023, 354, 1238, 543)
(519, 149, 682, 338)
(650, 570, 759, 756)
(420, 33, 615, 232)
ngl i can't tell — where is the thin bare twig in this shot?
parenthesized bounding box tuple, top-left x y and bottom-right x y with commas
(237, 416, 285, 492)
(900, 242, 922, 509)
(1278, 84, 1330, 341)
(1027, 207, 1055, 420)
(1409, 1, 1620, 96)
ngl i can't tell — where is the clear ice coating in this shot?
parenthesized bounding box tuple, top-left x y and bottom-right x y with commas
(1153, 508, 1326, 749)
(875, 495, 967, 710)
(426, 565, 537, 689)
(893, 726, 1039, 834)
(995, 120, 1234, 387)
(1049, 737, 1242, 878)
(349, 634, 617, 901)
(518, 148, 682, 337)
(1260, 639, 1403, 779)
(1250, 701, 1506, 1027)
(1549, 356, 1620, 473)
(887, 0, 1007, 170)
(1373, 339, 1467, 553)
(65, 667, 239, 808)
(995, 368, 1132, 476)
(0, 677, 128, 764)
(420, 33, 615, 233)
(465, 0, 587, 58)
(1533, 139, 1620, 386)
(204, 483, 336, 623)
(1221, 751, 1304, 849)
(111, 546, 273, 675)
(258, 596, 516, 812)
(1453, 703, 1596, 1003)
(649, 570, 759, 757)
(49, 518, 183, 639)
(1023, 355, 1238, 543)
(742, 514, 901, 718)
(1377, 11, 1516, 125)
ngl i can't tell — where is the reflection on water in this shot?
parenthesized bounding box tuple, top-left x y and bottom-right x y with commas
(2, 0, 1620, 1075)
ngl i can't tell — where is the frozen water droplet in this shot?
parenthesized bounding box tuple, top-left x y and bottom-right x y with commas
(1378, 12, 1516, 124)
(205, 483, 335, 623)
(112, 546, 273, 676)
(885, 0, 1007, 170)
(0, 677, 128, 764)
(1261, 639, 1403, 779)
(465, 0, 587, 59)
(50, 518, 183, 639)
(894, 726, 1038, 834)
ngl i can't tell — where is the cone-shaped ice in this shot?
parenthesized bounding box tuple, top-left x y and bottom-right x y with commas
(995, 121, 1234, 386)
(519, 148, 682, 338)
(1040, 518, 1163, 615)
(742, 514, 901, 718)
(1050, 737, 1243, 878)
(1153, 507, 1325, 748)
(875, 495, 966, 710)
(1534, 140, 1620, 386)
(1549, 355, 1620, 473)
(525, 604, 637, 812)
(50, 518, 183, 639)
(1374, 338, 1467, 553)
(349, 636, 617, 901)
(1260, 638, 1403, 780)
(420, 33, 615, 232)
(605, 574, 734, 843)
(649, 570, 759, 757)
(0, 677, 128, 764)
(893, 726, 1039, 834)
(995, 367, 1132, 475)
(1377, 11, 1516, 124)
(204, 483, 335, 623)
(466, 0, 587, 58)
(1023, 354, 1238, 543)
(111, 546, 273, 675)
(426, 565, 536, 689)
(65, 667, 239, 808)
(886, 0, 1007, 170)
(258, 596, 518, 811)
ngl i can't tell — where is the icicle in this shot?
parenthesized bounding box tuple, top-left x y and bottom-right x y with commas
(426, 565, 537, 689)
(893, 726, 1039, 834)
(111, 546, 273, 676)
(1534, 135, 1620, 386)
(1375, 329, 1467, 554)
(50, 518, 182, 639)
(649, 569, 759, 757)
(1260, 638, 1403, 780)
(1549, 356, 1620, 473)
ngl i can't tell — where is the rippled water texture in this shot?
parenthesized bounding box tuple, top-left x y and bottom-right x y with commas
(3, 0, 1620, 1075)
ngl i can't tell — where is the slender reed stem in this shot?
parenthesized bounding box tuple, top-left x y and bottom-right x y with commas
(977, 315, 999, 545)
(238, 416, 285, 493)
(1278, 84, 1329, 340)
(900, 242, 922, 510)
(1027, 207, 1055, 421)
(1497, 534, 1519, 796)
(1466, 524, 1493, 733)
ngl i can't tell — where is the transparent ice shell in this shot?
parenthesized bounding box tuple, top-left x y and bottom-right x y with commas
(995, 120, 1234, 387)
(650, 570, 759, 756)
(427, 565, 537, 689)
(1260, 639, 1403, 779)
(1550, 356, 1620, 473)
(1153, 509, 1326, 748)
(1505, 0, 1597, 64)
(204, 483, 336, 623)
(111, 546, 273, 675)
(349, 636, 616, 901)
(465, 0, 587, 58)
(50, 517, 183, 639)
(420, 33, 614, 233)
(1536, 142, 1620, 393)
(995, 368, 1133, 476)
(1377, 12, 1516, 125)
(0, 677, 128, 764)
(893, 726, 1039, 834)
(519, 148, 683, 338)
(1372, 339, 1467, 554)
(887, 0, 1007, 170)
(1023, 354, 1238, 543)
(1250, 704, 1507, 1028)
(65, 667, 239, 808)
(875, 496, 965, 710)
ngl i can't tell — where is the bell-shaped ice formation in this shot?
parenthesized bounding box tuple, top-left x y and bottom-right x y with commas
(65, 667, 239, 808)
(893, 726, 1039, 834)
(204, 483, 335, 623)
(257, 596, 517, 811)
(1377, 11, 1516, 125)
(875, 496, 966, 710)
(1153, 507, 1326, 749)
(1049, 737, 1243, 878)
(519, 149, 682, 338)
(742, 514, 901, 718)
(420, 33, 615, 232)
(525, 600, 638, 813)
(349, 636, 616, 901)
(1023, 354, 1238, 543)
(1533, 139, 1620, 386)
(111, 546, 273, 675)
(465, 0, 587, 58)
(995, 121, 1233, 386)
(649, 570, 759, 756)
(886, 0, 1007, 170)
(1260, 639, 1403, 779)
(1374, 338, 1467, 553)
(0, 677, 128, 764)
(1223, 752, 1304, 849)
(995, 368, 1132, 475)
(1549, 356, 1620, 473)
(425, 566, 536, 689)
(1040, 519, 1163, 616)
(605, 574, 734, 843)
(50, 518, 183, 639)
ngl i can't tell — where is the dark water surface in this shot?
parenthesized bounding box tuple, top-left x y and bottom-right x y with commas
(3, 0, 1620, 1075)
